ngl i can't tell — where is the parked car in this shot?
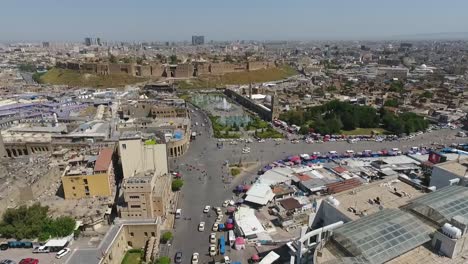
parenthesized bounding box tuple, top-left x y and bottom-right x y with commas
(191, 252, 199, 264)
(215, 207, 222, 215)
(19, 259, 38, 264)
(209, 244, 217, 256)
(174, 252, 182, 263)
(198, 222, 205, 232)
(209, 233, 217, 244)
(216, 215, 223, 222)
(55, 248, 71, 259)
(0, 260, 16, 264)
(224, 256, 231, 264)
(203, 205, 211, 213)
(212, 222, 219, 232)
(32, 246, 49, 253)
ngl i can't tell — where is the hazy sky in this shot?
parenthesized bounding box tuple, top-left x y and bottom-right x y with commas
(1, 0, 467, 41)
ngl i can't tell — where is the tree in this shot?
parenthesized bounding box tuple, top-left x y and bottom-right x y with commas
(171, 179, 184, 191)
(18, 64, 36, 72)
(154, 256, 171, 264)
(136, 57, 144, 65)
(223, 55, 234, 62)
(109, 54, 117, 63)
(122, 57, 133, 63)
(384, 99, 399, 107)
(421, 91, 433, 99)
(169, 55, 178, 64)
(160, 231, 173, 244)
(0, 203, 75, 241)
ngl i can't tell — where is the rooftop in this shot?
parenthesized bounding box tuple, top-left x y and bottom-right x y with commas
(320, 208, 434, 264)
(405, 185, 468, 225)
(332, 176, 426, 220)
(93, 148, 113, 172)
(433, 158, 468, 178)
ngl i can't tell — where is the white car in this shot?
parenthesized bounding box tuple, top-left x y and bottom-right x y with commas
(209, 233, 217, 244)
(198, 222, 205, 232)
(224, 255, 231, 264)
(212, 222, 219, 232)
(216, 214, 223, 222)
(215, 207, 222, 215)
(203, 205, 211, 213)
(222, 200, 230, 207)
(192, 252, 199, 264)
(56, 247, 71, 259)
(209, 244, 217, 256)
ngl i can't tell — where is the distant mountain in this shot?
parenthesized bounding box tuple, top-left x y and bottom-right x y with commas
(390, 32, 468, 40)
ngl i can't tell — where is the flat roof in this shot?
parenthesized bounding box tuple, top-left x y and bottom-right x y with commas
(234, 207, 265, 237)
(406, 185, 468, 225)
(332, 176, 426, 220)
(331, 209, 434, 264)
(434, 158, 468, 178)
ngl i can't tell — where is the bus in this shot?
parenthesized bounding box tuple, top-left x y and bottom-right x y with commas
(219, 236, 225, 255)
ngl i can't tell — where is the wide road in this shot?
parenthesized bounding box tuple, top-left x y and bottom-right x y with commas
(169, 106, 467, 263)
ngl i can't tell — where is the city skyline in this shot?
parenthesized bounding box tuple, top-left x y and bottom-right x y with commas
(1, 0, 468, 42)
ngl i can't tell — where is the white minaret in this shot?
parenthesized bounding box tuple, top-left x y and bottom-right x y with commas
(53, 113, 59, 127)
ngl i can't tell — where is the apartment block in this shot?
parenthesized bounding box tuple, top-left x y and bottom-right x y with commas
(61, 148, 115, 199)
(118, 132, 168, 179)
(118, 172, 171, 219)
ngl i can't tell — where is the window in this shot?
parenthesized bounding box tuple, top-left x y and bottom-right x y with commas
(144, 232, 148, 236)
(122, 144, 126, 150)
(72, 186, 75, 190)
(83, 179, 88, 185)
(151, 232, 155, 237)
(129, 196, 139, 199)
(130, 205, 141, 208)
(130, 232, 134, 237)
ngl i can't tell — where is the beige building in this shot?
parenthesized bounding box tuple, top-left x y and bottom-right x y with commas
(118, 132, 168, 179)
(68, 218, 160, 264)
(118, 172, 171, 219)
(61, 148, 115, 199)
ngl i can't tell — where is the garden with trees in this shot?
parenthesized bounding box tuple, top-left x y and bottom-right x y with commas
(0, 203, 76, 241)
(280, 100, 428, 136)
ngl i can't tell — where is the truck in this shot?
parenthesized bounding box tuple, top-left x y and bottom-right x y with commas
(0, 241, 34, 250)
(219, 236, 225, 255)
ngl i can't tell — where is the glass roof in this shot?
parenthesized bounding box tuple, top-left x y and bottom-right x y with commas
(407, 185, 468, 224)
(332, 209, 433, 264)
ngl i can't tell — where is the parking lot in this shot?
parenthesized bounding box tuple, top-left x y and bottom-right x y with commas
(0, 248, 71, 264)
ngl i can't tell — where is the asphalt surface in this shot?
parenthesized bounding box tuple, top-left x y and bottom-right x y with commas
(169, 106, 467, 263)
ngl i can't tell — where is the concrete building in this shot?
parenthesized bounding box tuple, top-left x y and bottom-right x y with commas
(61, 148, 115, 199)
(191, 35, 205, 45)
(67, 218, 160, 264)
(118, 172, 171, 219)
(377, 66, 409, 80)
(430, 158, 468, 189)
(118, 132, 168, 179)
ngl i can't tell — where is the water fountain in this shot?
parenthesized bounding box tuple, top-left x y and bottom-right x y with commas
(215, 98, 233, 112)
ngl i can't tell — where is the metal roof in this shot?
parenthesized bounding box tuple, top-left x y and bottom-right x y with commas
(332, 209, 433, 264)
(407, 185, 468, 224)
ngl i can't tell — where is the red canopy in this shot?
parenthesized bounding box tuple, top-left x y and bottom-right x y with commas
(226, 223, 234, 230)
(252, 254, 260, 261)
(235, 237, 245, 245)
